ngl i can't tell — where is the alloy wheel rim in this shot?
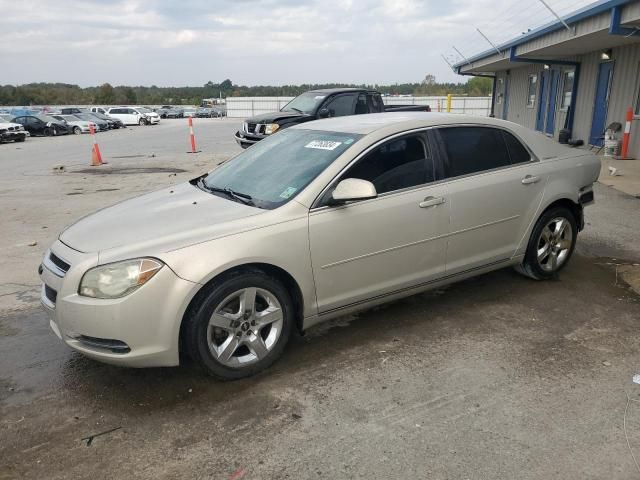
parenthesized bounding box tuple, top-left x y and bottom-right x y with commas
(536, 217, 573, 272)
(207, 288, 283, 368)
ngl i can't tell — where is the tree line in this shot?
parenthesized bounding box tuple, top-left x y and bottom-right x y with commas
(0, 77, 492, 106)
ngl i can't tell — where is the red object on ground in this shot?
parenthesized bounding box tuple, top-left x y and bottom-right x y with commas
(620, 106, 633, 160)
(89, 124, 104, 166)
(188, 116, 198, 153)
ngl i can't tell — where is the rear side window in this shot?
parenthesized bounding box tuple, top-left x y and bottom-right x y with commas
(368, 94, 384, 113)
(438, 127, 511, 178)
(341, 135, 433, 194)
(502, 130, 531, 164)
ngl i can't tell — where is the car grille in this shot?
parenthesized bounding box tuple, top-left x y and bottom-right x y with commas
(44, 285, 58, 304)
(49, 252, 70, 274)
(244, 122, 265, 135)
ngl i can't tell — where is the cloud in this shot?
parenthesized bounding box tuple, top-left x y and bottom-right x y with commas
(0, 0, 596, 87)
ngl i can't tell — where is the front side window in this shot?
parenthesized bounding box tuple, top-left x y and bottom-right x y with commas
(560, 70, 575, 110)
(438, 127, 511, 178)
(203, 129, 362, 209)
(339, 134, 433, 195)
(527, 74, 537, 107)
(323, 94, 357, 117)
(368, 94, 384, 113)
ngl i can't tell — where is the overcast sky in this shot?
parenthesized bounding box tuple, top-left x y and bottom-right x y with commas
(1, 0, 595, 87)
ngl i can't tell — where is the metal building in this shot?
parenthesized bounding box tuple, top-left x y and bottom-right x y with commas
(453, 0, 640, 156)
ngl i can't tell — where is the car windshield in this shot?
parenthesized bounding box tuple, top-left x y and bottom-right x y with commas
(202, 128, 362, 209)
(281, 92, 327, 114)
(75, 113, 94, 121)
(138, 108, 151, 113)
(60, 115, 76, 122)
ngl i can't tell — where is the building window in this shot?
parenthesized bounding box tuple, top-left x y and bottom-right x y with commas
(526, 74, 537, 108)
(560, 70, 575, 110)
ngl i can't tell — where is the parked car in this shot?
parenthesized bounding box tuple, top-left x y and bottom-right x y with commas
(107, 107, 160, 125)
(71, 113, 108, 131)
(182, 107, 197, 118)
(51, 115, 96, 134)
(39, 113, 599, 379)
(90, 111, 125, 129)
(196, 107, 221, 118)
(235, 88, 431, 148)
(155, 106, 184, 118)
(12, 115, 69, 136)
(139, 107, 160, 124)
(89, 107, 109, 115)
(0, 118, 27, 143)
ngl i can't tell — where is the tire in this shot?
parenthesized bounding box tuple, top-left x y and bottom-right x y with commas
(138, 118, 146, 126)
(73, 126, 82, 135)
(184, 270, 294, 380)
(15, 136, 25, 142)
(516, 206, 577, 280)
(43, 127, 51, 136)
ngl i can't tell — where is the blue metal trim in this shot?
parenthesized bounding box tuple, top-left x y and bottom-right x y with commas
(609, 5, 639, 35)
(453, 0, 632, 69)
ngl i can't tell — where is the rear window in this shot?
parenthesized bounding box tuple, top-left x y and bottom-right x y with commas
(438, 126, 512, 178)
(503, 130, 532, 164)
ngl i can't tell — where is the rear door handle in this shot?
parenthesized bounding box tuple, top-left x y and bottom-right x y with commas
(521, 175, 540, 185)
(419, 196, 446, 208)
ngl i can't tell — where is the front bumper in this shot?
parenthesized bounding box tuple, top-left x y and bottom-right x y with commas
(147, 116, 160, 124)
(0, 131, 26, 142)
(39, 240, 197, 368)
(234, 130, 265, 149)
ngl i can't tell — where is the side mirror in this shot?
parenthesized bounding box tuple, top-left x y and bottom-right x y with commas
(318, 108, 330, 119)
(330, 178, 377, 205)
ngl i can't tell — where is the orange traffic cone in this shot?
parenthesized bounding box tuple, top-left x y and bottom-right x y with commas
(89, 124, 105, 166)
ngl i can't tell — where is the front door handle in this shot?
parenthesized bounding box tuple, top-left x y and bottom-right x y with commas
(521, 175, 540, 185)
(419, 196, 446, 208)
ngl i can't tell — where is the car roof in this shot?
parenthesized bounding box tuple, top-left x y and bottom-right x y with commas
(289, 112, 521, 135)
(308, 88, 376, 95)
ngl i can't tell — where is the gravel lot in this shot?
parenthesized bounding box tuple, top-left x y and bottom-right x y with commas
(1, 119, 640, 480)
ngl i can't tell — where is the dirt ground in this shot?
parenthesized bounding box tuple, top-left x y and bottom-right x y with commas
(1, 120, 640, 479)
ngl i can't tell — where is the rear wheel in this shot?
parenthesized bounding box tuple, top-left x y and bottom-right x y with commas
(516, 206, 577, 280)
(185, 270, 294, 380)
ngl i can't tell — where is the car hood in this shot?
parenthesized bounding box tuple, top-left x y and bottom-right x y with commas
(59, 181, 262, 254)
(245, 111, 310, 124)
(0, 122, 21, 128)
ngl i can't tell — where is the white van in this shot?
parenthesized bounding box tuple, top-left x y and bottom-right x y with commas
(107, 107, 159, 126)
(90, 107, 109, 115)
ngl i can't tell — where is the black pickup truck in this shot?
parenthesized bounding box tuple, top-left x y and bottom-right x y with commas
(234, 88, 430, 148)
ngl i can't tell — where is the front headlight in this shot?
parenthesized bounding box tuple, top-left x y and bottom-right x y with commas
(264, 123, 280, 135)
(79, 258, 163, 299)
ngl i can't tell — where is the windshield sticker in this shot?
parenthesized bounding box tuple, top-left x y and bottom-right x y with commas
(314, 95, 326, 100)
(279, 187, 297, 199)
(305, 140, 342, 151)
(344, 138, 355, 145)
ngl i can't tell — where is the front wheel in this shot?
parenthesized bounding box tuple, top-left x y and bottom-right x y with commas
(73, 126, 82, 135)
(184, 270, 294, 380)
(516, 206, 577, 280)
(138, 118, 146, 126)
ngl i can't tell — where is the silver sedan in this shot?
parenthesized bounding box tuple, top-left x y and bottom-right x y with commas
(39, 113, 600, 379)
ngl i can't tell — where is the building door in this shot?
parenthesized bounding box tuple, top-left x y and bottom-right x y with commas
(589, 61, 614, 146)
(536, 70, 548, 132)
(544, 70, 560, 136)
